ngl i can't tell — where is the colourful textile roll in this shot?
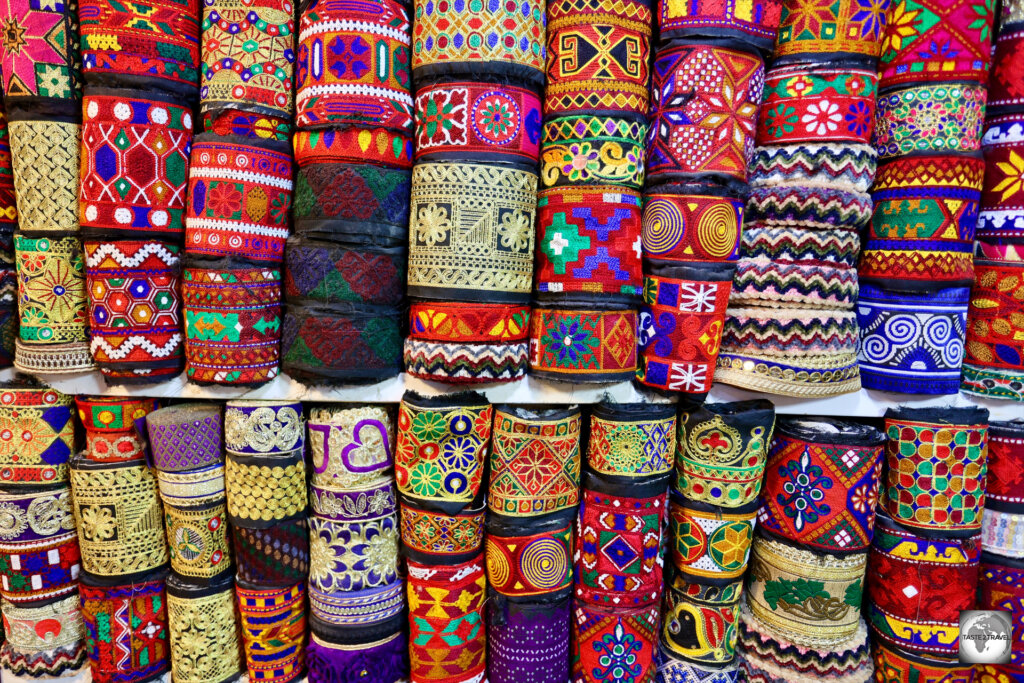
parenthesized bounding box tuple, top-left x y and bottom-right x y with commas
(204, 108, 292, 141)
(285, 236, 404, 306)
(80, 572, 170, 683)
(306, 405, 394, 490)
(294, 128, 411, 171)
(587, 402, 676, 481)
(165, 572, 243, 683)
(539, 115, 646, 190)
(658, 648, 741, 683)
(185, 135, 293, 263)
(0, 382, 74, 485)
(310, 479, 396, 524)
(233, 520, 310, 587)
(738, 226, 861, 269)
(866, 512, 980, 658)
(979, 557, 1024, 669)
(295, 0, 412, 131)
(485, 518, 573, 598)
(964, 259, 1024, 390)
(8, 119, 80, 232)
(182, 262, 282, 385)
(715, 347, 861, 397)
(773, 0, 889, 64)
(646, 44, 763, 188)
(987, 6, 1024, 115)
(236, 582, 306, 683)
(0, 0, 80, 110)
(399, 500, 485, 564)
(982, 509, 1024, 558)
(871, 641, 975, 683)
(748, 143, 877, 194)
(985, 421, 1024, 514)
(572, 599, 660, 683)
(307, 579, 403, 631)
(224, 399, 303, 457)
(656, 0, 780, 50)
(77, 395, 157, 462)
(158, 462, 227, 506)
(405, 340, 524, 386)
(414, 81, 541, 166)
(873, 84, 986, 161)
(529, 305, 638, 383)
(0, 593, 88, 680)
(660, 579, 740, 666)
(200, 0, 295, 119)
(0, 486, 79, 604)
(84, 240, 184, 383)
(70, 456, 169, 580)
(731, 259, 858, 310)
(883, 406, 989, 536)
(756, 418, 884, 554)
(641, 192, 743, 263)
(744, 184, 872, 231)
(637, 261, 735, 395)
(79, 91, 193, 238)
(545, 0, 651, 119)
(146, 403, 222, 472)
(488, 595, 570, 683)
(308, 514, 400, 593)
(163, 493, 232, 581)
(962, 364, 1024, 402)
(668, 495, 756, 584)
(407, 161, 536, 301)
(0, 107, 14, 231)
(536, 186, 644, 300)
(14, 234, 93, 374)
(406, 555, 487, 683)
(305, 628, 407, 683)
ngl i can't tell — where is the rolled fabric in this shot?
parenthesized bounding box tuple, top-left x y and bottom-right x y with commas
(660, 578, 740, 666)
(539, 114, 646, 190)
(199, 0, 295, 119)
(655, 0, 780, 50)
(731, 260, 857, 314)
(204, 109, 292, 141)
(165, 572, 243, 683)
(307, 514, 400, 593)
(232, 520, 309, 587)
(295, 0, 412, 131)
(746, 535, 867, 647)
(84, 240, 184, 383)
(8, 119, 80, 232)
(641, 192, 743, 264)
(979, 113, 1024, 242)
(284, 236, 405, 307)
(70, 456, 169, 580)
(0, 382, 75, 485)
(873, 84, 986, 161)
(407, 161, 536, 301)
(185, 135, 293, 263)
(646, 44, 763, 188)
(398, 500, 485, 564)
(79, 572, 170, 683)
(0, 486, 79, 605)
(488, 595, 570, 683)
(962, 364, 1024, 402)
(182, 261, 282, 385)
(224, 400, 303, 456)
(146, 403, 223, 472)
(14, 234, 93, 373)
(757, 417, 884, 554)
(486, 517, 573, 598)
(307, 579, 404, 632)
(636, 261, 735, 395)
(668, 495, 756, 584)
(987, 0, 1024, 115)
(157, 462, 226, 506)
(0, 105, 18, 231)
(587, 402, 676, 480)
(738, 228, 860, 272)
(305, 627, 407, 683)
(394, 392, 491, 514)
(572, 600, 659, 683)
(161, 479, 232, 581)
(536, 186, 644, 300)
(772, 0, 888, 64)
(77, 396, 158, 463)
(545, 0, 651, 119)
(744, 185, 872, 231)
(293, 127, 411, 171)
(529, 305, 638, 383)
(406, 555, 487, 683)
(964, 259, 1024, 393)
(982, 509, 1024, 558)
(715, 346, 861, 397)
(871, 641, 975, 683)
(236, 582, 306, 683)
(0, 594, 87, 680)
(979, 556, 1024, 669)
(658, 648, 741, 683)
(306, 405, 394, 490)
(79, 91, 193, 238)
(310, 479, 396, 525)
(865, 511, 980, 658)
(0, 0, 80, 111)
(985, 421, 1024, 513)
(883, 406, 989, 536)
(489, 406, 581, 519)
(748, 144, 877, 194)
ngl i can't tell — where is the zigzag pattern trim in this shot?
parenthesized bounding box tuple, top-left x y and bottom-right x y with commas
(732, 260, 858, 308)
(737, 607, 872, 677)
(746, 186, 872, 231)
(404, 339, 528, 383)
(91, 334, 184, 360)
(0, 641, 88, 678)
(740, 227, 860, 267)
(723, 309, 859, 355)
(85, 241, 179, 268)
(715, 350, 862, 397)
(749, 143, 877, 193)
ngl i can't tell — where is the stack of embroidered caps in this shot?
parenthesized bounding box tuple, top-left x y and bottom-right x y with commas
(224, 401, 308, 683)
(661, 401, 774, 682)
(72, 395, 169, 683)
(0, 382, 86, 682)
(396, 392, 491, 682)
(286, 0, 411, 383)
(0, 104, 16, 366)
(145, 403, 243, 683)
(304, 405, 405, 682)
(181, 0, 296, 385)
(855, 0, 994, 394)
(717, 0, 888, 397)
(573, 403, 675, 682)
(77, 0, 199, 383)
(485, 406, 580, 681)
(739, 417, 885, 683)
(529, 0, 647, 382)
(2, 0, 92, 374)
(961, 0, 1024, 401)
(403, 0, 543, 384)
(866, 407, 988, 681)
(637, 0, 776, 399)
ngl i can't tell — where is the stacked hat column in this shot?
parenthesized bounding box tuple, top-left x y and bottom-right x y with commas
(2, 0, 92, 374)
(181, 0, 297, 385)
(0, 105, 15, 366)
(76, 0, 200, 383)
(528, 0, 649, 382)
(223, 401, 308, 683)
(144, 404, 244, 683)
(402, 0, 544, 384)
(961, 0, 1024, 401)
(303, 406, 406, 681)
(855, 0, 995, 393)
(0, 383, 86, 682)
(285, 0, 413, 382)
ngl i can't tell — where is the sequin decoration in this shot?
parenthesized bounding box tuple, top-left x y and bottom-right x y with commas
(529, 306, 639, 382)
(0, 383, 74, 485)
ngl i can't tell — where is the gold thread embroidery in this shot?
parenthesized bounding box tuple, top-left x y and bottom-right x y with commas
(225, 453, 307, 524)
(166, 584, 243, 683)
(0, 488, 75, 539)
(224, 401, 304, 456)
(0, 593, 85, 650)
(9, 121, 80, 232)
(164, 502, 231, 580)
(307, 406, 394, 490)
(15, 235, 89, 346)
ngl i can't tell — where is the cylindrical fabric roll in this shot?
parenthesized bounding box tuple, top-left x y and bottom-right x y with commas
(305, 627, 407, 683)
(162, 489, 232, 581)
(80, 572, 171, 683)
(199, 0, 295, 120)
(310, 478, 395, 526)
(964, 259, 1024, 397)
(0, 0, 80, 110)
(866, 511, 980, 658)
(486, 517, 573, 599)
(8, 119, 81, 232)
(645, 44, 763, 189)
(985, 421, 1024, 514)
(539, 115, 647, 190)
(871, 641, 975, 683)
(0, 382, 74, 485)
(0, 486, 80, 605)
(307, 580, 404, 634)
(529, 305, 638, 383)
(748, 144, 877, 195)
(979, 113, 1024, 242)
(730, 258, 858, 310)
(70, 456, 169, 580)
(658, 648, 741, 683)
(203, 108, 292, 141)
(668, 496, 756, 584)
(284, 236, 405, 307)
(307, 514, 400, 594)
(181, 261, 282, 385)
(157, 463, 226, 507)
(0, 106, 14, 232)
(572, 599, 660, 683)
(293, 128, 411, 171)
(715, 347, 861, 397)
(0, 593, 88, 680)
(403, 339, 529, 385)
(146, 403, 223, 472)
(660, 577, 740, 666)
(587, 403, 676, 481)
(225, 451, 307, 524)
(641, 192, 743, 264)
(487, 595, 571, 683)
(756, 417, 884, 554)
(13, 234, 93, 373)
(723, 309, 859, 356)
(398, 501, 485, 565)
(84, 240, 184, 383)
(979, 556, 1024, 670)
(79, 91, 193, 238)
(407, 161, 536, 302)
(883, 406, 989, 537)
(744, 185, 872, 231)
(535, 186, 644, 300)
(406, 555, 487, 683)
(873, 84, 986, 162)
(655, 0, 780, 49)
(232, 520, 309, 588)
(306, 406, 394, 490)
(165, 572, 243, 683)
(236, 582, 306, 683)
(771, 0, 888, 65)
(224, 400, 303, 456)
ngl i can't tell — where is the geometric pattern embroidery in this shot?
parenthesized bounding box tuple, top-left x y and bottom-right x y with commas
(0, 0, 79, 100)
